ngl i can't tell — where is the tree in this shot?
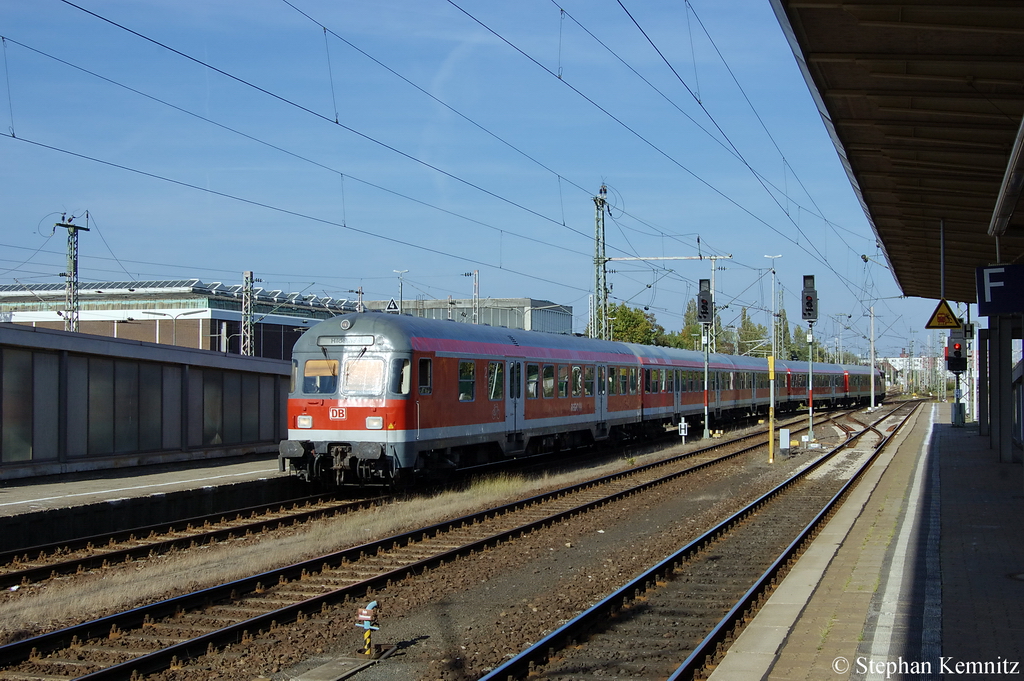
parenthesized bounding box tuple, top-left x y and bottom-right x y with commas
(736, 307, 769, 356)
(607, 303, 664, 345)
(777, 307, 793, 359)
(665, 298, 703, 350)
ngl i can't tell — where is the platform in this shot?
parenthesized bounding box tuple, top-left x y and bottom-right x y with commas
(0, 452, 283, 517)
(709, 401, 1024, 680)
(0, 452, 301, 552)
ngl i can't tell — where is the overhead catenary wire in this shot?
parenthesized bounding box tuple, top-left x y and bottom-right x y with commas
(0, 36, 598, 262)
(1, 23, 740, 323)
(53, 0, 592, 241)
(3, 133, 594, 297)
(6, 2, 905, 346)
(446, 0, 863, 302)
(549, 2, 872, 253)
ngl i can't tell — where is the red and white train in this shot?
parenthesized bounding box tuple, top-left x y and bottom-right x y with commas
(278, 312, 884, 485)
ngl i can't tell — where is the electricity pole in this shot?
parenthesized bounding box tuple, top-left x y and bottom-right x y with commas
(462, 270, 479, 324)
(241, 271, 261, 357)
(57, 214, 90, 333)
(394, 270, 408, 315)
(593, 185, 608, 339)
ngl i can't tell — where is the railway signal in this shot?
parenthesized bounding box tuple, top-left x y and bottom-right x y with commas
(801, 275, 818, 322)
(696, 279, 713, 323)
(946, 333, 967, 373)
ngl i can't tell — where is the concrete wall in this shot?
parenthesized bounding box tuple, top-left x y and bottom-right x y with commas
(0, 324, 290, 480)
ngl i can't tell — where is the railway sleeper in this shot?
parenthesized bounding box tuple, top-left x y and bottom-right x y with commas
(66, 643, 156, 656)
(118, 632, 193, 645)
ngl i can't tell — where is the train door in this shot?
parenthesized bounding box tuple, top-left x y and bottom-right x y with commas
(595, 365, 607, 438)
(673, 368, 681, 415)
(505, 359, 525, 453)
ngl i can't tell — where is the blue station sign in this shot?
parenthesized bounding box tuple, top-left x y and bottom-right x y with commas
(976, 264, 1024, 316)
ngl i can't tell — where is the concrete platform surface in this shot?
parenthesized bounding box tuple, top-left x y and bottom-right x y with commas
(0, 452, 283, 518)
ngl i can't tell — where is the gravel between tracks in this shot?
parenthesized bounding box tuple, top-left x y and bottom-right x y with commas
(0, 421, 844, 680)
(156, 434, 838, 681)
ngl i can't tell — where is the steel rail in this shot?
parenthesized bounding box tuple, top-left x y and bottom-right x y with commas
(0, 494, 390, 590)
(0, 491, 343, 563)
(478, 401, 918, 681)
(667, 401, 919, 680)
(0, 408, 850, 679)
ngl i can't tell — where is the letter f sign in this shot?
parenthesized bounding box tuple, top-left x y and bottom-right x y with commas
(984, 267, 1005, 303)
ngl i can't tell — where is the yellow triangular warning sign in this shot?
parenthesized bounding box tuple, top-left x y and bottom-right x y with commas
(925, 299, 961, 329)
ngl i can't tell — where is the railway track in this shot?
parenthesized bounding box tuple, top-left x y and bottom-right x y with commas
(0, 494, 392, 592)
(479, 400, 920, 681)
(0, 410, 833, 593)
(0, 406, 867, 680)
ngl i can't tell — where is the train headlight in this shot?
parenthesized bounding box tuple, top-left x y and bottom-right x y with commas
(296, 414, 313, 429)
(365, 416, 383, 430)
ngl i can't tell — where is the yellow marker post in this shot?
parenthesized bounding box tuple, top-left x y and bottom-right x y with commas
(355, 601, 380, 657)
(768, 356, 775, 464)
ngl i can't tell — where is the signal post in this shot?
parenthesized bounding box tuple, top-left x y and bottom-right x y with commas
(947, 326, 967, 427)
(802, 275, 818, 442)
(696, 279, 714, 439)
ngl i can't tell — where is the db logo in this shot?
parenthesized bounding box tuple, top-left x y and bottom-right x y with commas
(329, 407, 347, 420)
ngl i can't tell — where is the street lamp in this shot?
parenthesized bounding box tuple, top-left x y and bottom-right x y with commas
(764, 255, 782, 357)
(142, 309, 207, 346)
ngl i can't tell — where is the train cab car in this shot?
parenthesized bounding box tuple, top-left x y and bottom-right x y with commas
(278, 313, 639, 486)
(279, 312, 887, 487)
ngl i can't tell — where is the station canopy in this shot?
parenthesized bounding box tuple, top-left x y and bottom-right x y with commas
(773, 0, 1024, 303)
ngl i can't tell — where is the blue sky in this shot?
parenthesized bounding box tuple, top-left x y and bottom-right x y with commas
(0, 0, 949, 358)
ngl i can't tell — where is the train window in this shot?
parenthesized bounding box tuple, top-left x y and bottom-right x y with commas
(584, 366, 595, 397)
(487, 361, 504, 401)
(526, 364, 539, 399)
(390, 358, 411, 395)
(290, 359, 298, 394)
(558, 366, 569, 398)
(660, 369, 667, 392)
(596, 366, 605, 395)
(509, 361, 521, 400)
(620, 367, 630, 395)
(668, 370, 675, 394)
(343, 358, 384, 396)
(608, 367, 618, 395)
(542, 365, 555, 398)
(458, 361, 476, 402)
(418, 358, 432, 395)
(572, 366, 583, 398)
(303, 359, 338, 394)
(629, 367, 638, 395)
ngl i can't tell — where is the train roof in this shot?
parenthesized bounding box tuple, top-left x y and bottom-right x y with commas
(294, 312, 882, 375)
(294, 312, 635, 361)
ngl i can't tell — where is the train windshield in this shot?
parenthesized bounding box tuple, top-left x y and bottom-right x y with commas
(343, 358, 385, 396)
(303, 359, 338, 394)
